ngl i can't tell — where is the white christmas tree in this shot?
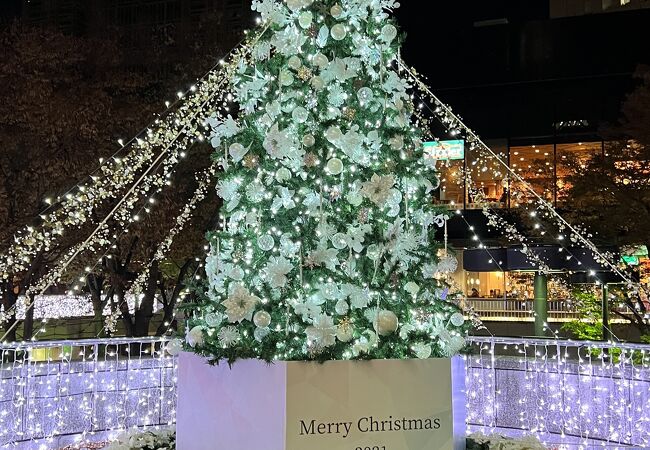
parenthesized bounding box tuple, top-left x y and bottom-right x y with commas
(184, 0, 469, 362)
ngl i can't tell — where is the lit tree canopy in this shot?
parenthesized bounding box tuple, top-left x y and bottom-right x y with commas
(564, 66, 650, 251)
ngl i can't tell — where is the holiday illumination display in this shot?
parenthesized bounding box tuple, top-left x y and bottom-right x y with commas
(0, 34, 259, 339)
(0, 29, 257, 293)
(1, 336, 648, 448)
(399, 60, 647, 298)
(184, 0, 470, 362)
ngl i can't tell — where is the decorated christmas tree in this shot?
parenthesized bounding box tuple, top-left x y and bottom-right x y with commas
(183, 0, 470, 362)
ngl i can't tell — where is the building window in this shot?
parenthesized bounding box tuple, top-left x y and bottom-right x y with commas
(435, 158, 465, 209)
(509, 144, 555, 207)
(556, 141, 602, 201)
(467, 139, 509, 209)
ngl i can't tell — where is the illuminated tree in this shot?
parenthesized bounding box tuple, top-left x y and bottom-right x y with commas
(184, 0, 469, 363)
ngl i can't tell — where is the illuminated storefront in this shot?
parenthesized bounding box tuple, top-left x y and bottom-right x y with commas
(434, 138, 604, 209)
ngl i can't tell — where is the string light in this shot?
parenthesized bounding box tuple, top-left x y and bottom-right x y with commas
(466, 336, 650, 448)
(0, 29, 269, 339)
(1, 336, 647, 448)
(399, 59, 645, 300)
(0, 337, 176, 448)
(0, 26, 268, 290)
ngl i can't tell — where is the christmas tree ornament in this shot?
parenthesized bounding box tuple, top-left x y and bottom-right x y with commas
(253, 310, 272, 328)
(357, 208, 369, 223)
(303, 152, 318, 167)
(413, 343, 432, 359)
(331, 24, 347, 41)
(450, 312, 465, 327)
(366, 244, 381, 260)
(242, 154, 260, 169)
(312, 52, 329, 68)
(357, 87, 374, 104)
(288, 55, 302, 70)
(302, 134, 316, 147)
(222, 284, 260, 323)
(343, 108, 356, 121)
(330, 4, 343, 18)
(381, 24, 398, 43)
(258, 234, 275, 251)
(405, 282, 420, 296)
(285, 0, 304, 12)
(336, 323, 354, 342)
(326, 158, 344, 175)
(297, 66, 313, 81)
(254, 327, 270, 341)
(298, 11, 313, 29)
(374, 310, 399, 336)
(165, 338, 184, 356)
(306, 314, 337, 348)
(389, 135, 404, 150)
(325, 125, 343, 143)
(347, 189, 363, 207)
(204, 312, 224, 328)
(292, 106, 309, 123)
(276, 167, 292, 182)
(310, 75, 325, 91)
(335, 299, 349, 315)
(186, 326, 205, 348)
(332, 233, 348, 249)
(217, 326, 240, 347)
(279, 70, 294, 86)
(329, 186, 342, 201)
(229, 143, 248, 162)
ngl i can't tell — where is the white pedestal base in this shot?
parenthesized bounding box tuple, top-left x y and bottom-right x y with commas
(177, 353, 465, 450)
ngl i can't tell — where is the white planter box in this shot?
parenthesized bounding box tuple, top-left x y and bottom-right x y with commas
(177, 352, 465, 450)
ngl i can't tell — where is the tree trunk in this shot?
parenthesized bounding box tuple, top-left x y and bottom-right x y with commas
(1, 280, 17, 343)
(22, 293, 35, 341)
(117, 285, 134, 337)
(156, 259, 192, 336)
(134, 262, 159, 337)
(87, 274, 106, 337)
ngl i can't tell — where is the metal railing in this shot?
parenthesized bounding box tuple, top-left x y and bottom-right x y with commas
(0, 337, 176, 450)
(466, 336, 650, 447)
(464, 297, 582, 321)
(1, 336, 649, 448)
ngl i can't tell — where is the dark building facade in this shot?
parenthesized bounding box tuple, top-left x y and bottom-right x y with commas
(396, 1, 650, 313)
(397, 0, 650, 221)
(399, 0, 650, 141)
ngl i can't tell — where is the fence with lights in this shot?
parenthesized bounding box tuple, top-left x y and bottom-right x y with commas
(0, 337, 176, 450)
(1, 336, 649, 449)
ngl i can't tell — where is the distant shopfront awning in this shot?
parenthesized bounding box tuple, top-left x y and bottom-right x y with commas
(462, 246, 620, 276)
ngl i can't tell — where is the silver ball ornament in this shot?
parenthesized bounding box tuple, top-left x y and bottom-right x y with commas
(253, 310, 272, 328)
(331, 24, 347, 41)
(204, 312, 223, 328)
(258, 234, 275, 251)
(374, 310, 399, 336)
(302, 134, 316, 147)
(326, 158, 344, 175)
(165, 338, 184, 356)
(336, 325, 354, 343)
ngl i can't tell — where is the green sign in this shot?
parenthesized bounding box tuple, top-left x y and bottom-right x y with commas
(622, 255, 640, 266)
(423, 140, 465, 161)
